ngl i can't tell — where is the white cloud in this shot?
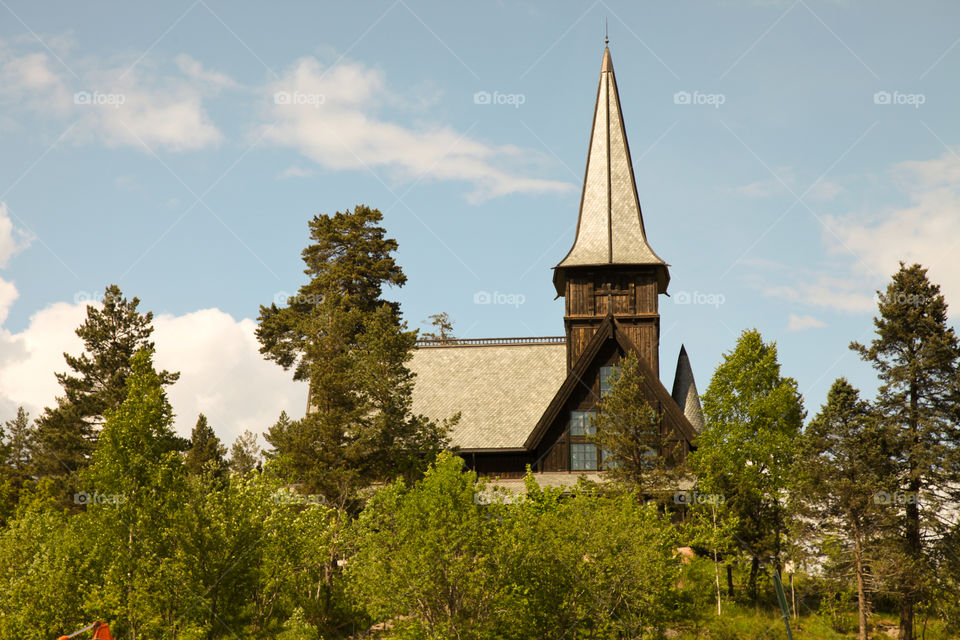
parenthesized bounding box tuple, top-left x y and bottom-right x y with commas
(0, 48, 226, 152)
(262, 57, 574, 203)
(786, 313, 826, 331)
(0, 299, 306, 446)
(0, 202, 31, 268)
(823, 148, 960, 309)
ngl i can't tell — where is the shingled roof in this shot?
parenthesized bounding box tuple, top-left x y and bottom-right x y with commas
(671, 345, 705, 432)
(408, 339, 567, 450)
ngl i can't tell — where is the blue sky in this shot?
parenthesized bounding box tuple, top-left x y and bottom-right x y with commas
(2, 0, 959, 442)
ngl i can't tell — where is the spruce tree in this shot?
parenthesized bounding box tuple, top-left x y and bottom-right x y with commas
(851, 263, 960, 640)
(185, 414, 227, 478)
(794, 378, 891, 640)
(257, 205, 449, 506)
(33, 285, 179, 480)
(592, 352, 673, 493)
(229, 430, 260, 476)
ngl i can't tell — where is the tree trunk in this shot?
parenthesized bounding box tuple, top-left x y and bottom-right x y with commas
(854, 530, 869, 640)
(713, 506, 722, 616)
(727, 565, 734, 597)
(899, 381, 921, 640)
(749, 556, 760, 613)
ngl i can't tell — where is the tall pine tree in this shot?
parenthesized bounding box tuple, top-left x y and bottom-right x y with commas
(257, 205, 449, 506)
(794, 378, 891, 640)
(851, 263, 960, 640)
(34, 285, 179, 481)
(185, 414, 227, 478)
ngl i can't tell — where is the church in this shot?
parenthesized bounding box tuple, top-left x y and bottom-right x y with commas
(409, 46, 705, 481)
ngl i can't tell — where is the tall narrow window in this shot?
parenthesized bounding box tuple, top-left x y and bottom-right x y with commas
(600, 365, 621, 396)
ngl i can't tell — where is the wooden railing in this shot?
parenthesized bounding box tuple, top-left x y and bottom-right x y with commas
(416, 336, 566, 347)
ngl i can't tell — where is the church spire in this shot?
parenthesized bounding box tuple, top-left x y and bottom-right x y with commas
(671, 345, 704, 432)
(553, 46, 669, 296)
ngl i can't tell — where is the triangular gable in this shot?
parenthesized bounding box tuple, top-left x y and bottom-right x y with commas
(524, 315, 697, 450)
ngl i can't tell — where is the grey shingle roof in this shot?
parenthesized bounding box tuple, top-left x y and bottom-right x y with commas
(554, 47, 667, 285)
(408, 341, 567, 450)
(671, 345, 705, 432)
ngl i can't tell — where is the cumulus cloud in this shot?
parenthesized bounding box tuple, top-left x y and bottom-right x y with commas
(0, 299, 306, 444)
(786, 313, 826, 331)
(262, 57, 574, 203)
(0, 46, 227, 151)
(823, 147, 960, 309)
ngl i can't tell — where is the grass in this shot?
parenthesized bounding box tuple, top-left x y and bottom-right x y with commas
(674, 602, 958, 640)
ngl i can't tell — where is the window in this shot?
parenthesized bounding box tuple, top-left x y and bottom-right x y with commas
(601, 448, 619, 470)
(570, 410, 596, 436)
(571, 443, 598, 471)
(600, 365, 621, 396)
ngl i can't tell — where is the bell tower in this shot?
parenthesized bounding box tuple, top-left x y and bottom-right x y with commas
(553, 46, 670, 376)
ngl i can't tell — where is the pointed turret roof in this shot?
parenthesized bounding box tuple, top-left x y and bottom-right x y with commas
(671, 345, 704, 432)
(553, 46, 669, 296)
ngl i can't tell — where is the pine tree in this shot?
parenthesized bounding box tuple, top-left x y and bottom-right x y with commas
(851, 263, 960, 640)
(591, 352, 674, 493)
(420, 312, 455, 342)
(794, 378, 891, 640)
(229, 430, 261, 476)
(1, 407, 35, 516)
(33, 285, 179, 480)
(185, 414, 227, 478)
(689, 329, 805, 603)
(257, 205, 449, 505)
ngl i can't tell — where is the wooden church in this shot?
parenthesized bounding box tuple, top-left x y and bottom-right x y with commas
(409, 46, 704, 480)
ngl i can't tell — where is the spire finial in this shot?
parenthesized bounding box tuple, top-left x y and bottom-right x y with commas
(605, 18, 609, 45)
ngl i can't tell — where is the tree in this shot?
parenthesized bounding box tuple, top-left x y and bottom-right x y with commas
(0, 407, 35, 518)
(420, 312, 455, 342)
(256, 205, 449, 505)
(230, 430, 261, 476)
(689, 329, 805, 603)
(33, 285, 178, 480)
(851, 263, 960, 640)
(185, 414, 227, 478)
(794, 378, 891, 640)
(591, 352, 676, 493)
(82, 349, 189, 639)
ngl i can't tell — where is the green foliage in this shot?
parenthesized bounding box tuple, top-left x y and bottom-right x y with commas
(419, 312, 455, 342)
(229, 429, 261, 476)
(851, 263, 960, 638)
(689, 329, 805, 600)
(592, 351, 676, 493)
(185, 413, 227, 477)
(258, 205, 449, 505)
(347, 452, 702, 639)
(277, 608, 320, 640)
(33, 285, 179, 482)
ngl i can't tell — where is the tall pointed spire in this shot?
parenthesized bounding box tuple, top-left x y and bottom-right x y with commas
(553, 46, 669, 296)
(671, 345, 704, 432)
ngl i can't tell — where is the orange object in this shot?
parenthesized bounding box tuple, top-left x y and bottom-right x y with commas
(58, 621, 113, 640)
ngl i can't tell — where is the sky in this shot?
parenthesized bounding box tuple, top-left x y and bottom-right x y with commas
(1, 0, 959, 445)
